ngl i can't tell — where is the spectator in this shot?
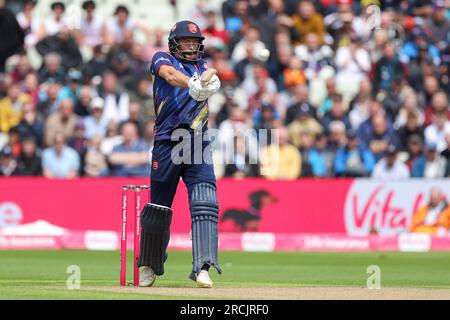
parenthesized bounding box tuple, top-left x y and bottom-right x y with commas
(287, 104, 323, 148)
(297, 131, 315, 177)
(42, 132, 80, 179)
(308, 133, 333, 177)
(317, 77, 338, 118)
(410, 187, 450, 236)
(397, 110, 425, 151)
(291, 0, 325, 44)
(361, 113, 399, 161)
(327, 120, 347, 152)
(23, 72, 40, 106)
(37, 53, 66, 84)
(105, 5, 150, 46)
(372, 41, 404, 96)
(321, 94, 351, 133)
(67, 119, 88, 176)
(108, 121, 150, 176)
(421, 75, 441, 109)
(252, 102, 280, 140)
(74, 85, 94, 117)
(218, 108, 258, 164)
(0, 82, 30, 134)
(84, 97, 107, 139)
(348, 78, 372, 130)
(58, 69, 83, 104)
(9, 54, 33, 83)
(335, 35, 371, 98)
(285, 85, 312, 125)
(16, 137, 41, 176)
(36, 26, 83, 70)
(405, 134, 424, 172)
(0, 0, 25, 72)
(423, 91, 450, 127)
(412, 142, 447, 178)
(36, 79, 61, 119)
(324, 0, 365, 46)
(16, 0, 45, 48)
(100, 121, 123, 156)
(97, 71, 130, 126)
(129, 77, 155, 123)
(377, 76, 414, 121)
(16, 102, 44, 147)
(0, 145, 19, 176)
(371, 144, 410, 180)
(260, 127, 301, 179)
(296, 32, 334, 81)
(334, 129, 375, 177)
(107, 30, 134, 80)
(7, 126, 21, 158)
(394, 94, 424, 130)
(77, 0, 106, 48)
(144, 26, 169, 62)
(44, 99, 78, 147)
(231, 25, 267, 63)
(81, 44, 110, 82)
(84, 134, 108, 177)
(126, 44, 150, 88)
(202, 6, 230, 46)
(424, 112, 450, 153)
(224, 134, 259, 178)
(43, 1, 69, 37)
(427, 1, 450, 50)
(400, 26, 440, 67)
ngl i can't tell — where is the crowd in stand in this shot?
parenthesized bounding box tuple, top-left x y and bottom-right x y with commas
(0, 0, 449, 180)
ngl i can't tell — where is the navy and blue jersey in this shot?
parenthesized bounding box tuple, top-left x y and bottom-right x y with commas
(150, 51, 209, 141)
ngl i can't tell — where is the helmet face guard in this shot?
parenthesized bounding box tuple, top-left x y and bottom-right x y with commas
(169, 37, 205, 63)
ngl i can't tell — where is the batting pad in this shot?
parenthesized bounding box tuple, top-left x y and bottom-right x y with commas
(189, 183, 222, 277)
(137, 203, 172, 276)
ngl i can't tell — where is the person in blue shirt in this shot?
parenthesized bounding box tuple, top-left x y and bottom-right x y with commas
(108, 121, 150, 177)
(137, 21, 221, 289)
(334, 130, 376, 177)
(42, 132, 80, 179)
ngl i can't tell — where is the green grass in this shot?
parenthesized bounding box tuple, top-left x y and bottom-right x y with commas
(0, 250, 450, 299)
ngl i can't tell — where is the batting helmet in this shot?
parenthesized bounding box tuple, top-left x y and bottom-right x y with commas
(168, 20, 205, 63)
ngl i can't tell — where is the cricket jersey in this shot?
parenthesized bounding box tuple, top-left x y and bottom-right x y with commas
(150, 51, 209, 141)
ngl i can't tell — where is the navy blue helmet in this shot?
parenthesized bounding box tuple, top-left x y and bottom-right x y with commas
(168, 20, 205, 63)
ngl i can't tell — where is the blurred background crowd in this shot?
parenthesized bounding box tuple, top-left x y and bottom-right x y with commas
(0, 0, 449, 180)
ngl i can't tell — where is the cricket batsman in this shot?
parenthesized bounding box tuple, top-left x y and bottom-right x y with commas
(137, 21, 221, 288)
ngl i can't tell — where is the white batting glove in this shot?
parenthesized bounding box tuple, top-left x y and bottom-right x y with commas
(188, 75, 221, 101)
(204, 74, 221, 93)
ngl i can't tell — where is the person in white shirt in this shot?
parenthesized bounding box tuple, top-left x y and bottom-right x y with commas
(97, 71, 129, 127)
(371, 144, 410, 180)
(43, 2, 70, 37)
(16, 0, 45, 48)
(425, 112, 450, 153)
(77, 0, 105, 48)
(231, 26, 267, 64)
(335, 36, 371, 97)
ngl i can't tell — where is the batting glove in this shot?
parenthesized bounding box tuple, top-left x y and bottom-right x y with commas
(188, 75, 221, 101)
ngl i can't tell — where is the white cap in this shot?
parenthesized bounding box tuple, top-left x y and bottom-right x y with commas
(90, 97, 104, 110)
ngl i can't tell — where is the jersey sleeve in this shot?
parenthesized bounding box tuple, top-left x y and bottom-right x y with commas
(150, 51, 175, 76)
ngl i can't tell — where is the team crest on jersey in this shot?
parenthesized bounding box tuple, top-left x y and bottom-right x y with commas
(152, 160, 159, 170)
(188, 23, 197, 33)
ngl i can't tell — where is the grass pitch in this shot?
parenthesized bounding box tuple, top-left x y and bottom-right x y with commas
(0, 250, 450, 299)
